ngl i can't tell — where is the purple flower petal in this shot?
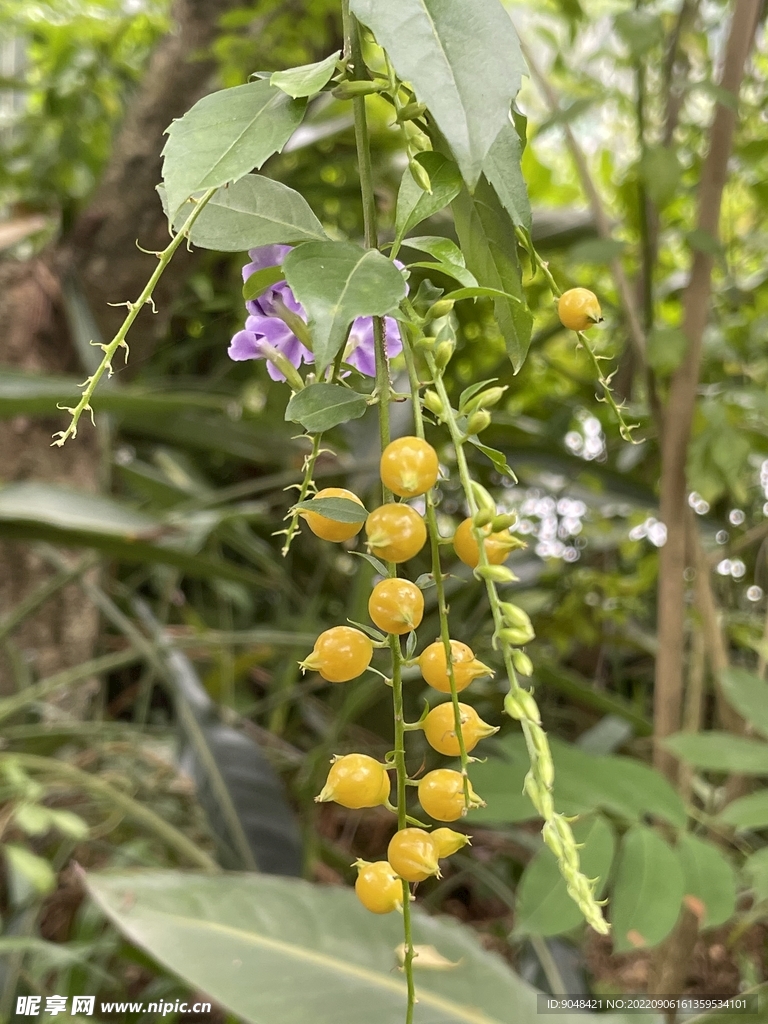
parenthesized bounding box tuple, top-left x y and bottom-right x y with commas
(343, 316, 403, 377)
(228, 330, 263, 362)
(242, 244, 294, 282)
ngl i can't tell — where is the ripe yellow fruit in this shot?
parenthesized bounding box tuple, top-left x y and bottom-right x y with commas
(299, 626, 373, 683)
(557, 288, 603, 332)
(423, 701, 499, 756)
(365, 504, 427, 563)
(368, 578, 424, 635)
(315, 753, 390, 809)
(418, 639, 493, 694)
(387, 828, 440, 882)
(453, 517, 517, 569)
(380, 436, 439, 498)
(300, 487, 366, 542)
(355, 861, 403, 914)
(431, 827, 472, 858)
(418, 769, 485, 821)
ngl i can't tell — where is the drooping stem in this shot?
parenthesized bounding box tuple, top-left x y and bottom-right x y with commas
(52, 187, 217, 446)
(343, 4, 415, 1016)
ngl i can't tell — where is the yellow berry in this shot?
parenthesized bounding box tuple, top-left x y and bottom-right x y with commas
(557, 288, 603, 332)
(418, 639, 493, 694)
(453, 517, 517, 569)
(315, 753, 390, 809)
(380, 436, 439, 498)
(300, 487, 366, 542)
(431, 828, 472, 858)
(418, 769, 485, 821)
(355, 861, 403, 914)
(299, 626, 373, 683)
(423, 701, 499, 756)
(368, 578, 424, 635)
(365, 504, 427, 563)
(387, 828, 441, 883)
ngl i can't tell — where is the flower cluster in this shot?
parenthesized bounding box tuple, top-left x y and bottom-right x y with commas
(228, 244, 403, 380)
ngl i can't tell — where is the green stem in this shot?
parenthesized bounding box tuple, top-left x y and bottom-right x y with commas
(281, 433, 324, 556)
(53, 187, 217, 446)
(343, 4, 415, 1016)
(401, 329, 472, 805)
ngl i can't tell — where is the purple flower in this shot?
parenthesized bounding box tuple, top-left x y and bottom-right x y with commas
(228, 245, 405, 380)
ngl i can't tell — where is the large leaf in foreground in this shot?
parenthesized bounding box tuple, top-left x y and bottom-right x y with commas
(611, 825, 684, 952)
(283, 241, 406, 372)
(350, 0, 525, 188)
(176, 175, 328, 251)
(720, 667, 768, 739)
(85, 872, 655, 1024)
(162, 80, 305, 218)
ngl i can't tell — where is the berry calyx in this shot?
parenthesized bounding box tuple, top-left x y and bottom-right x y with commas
(299, 626, 373, 682)
(355, 860, 404, 914)
(380, 436, 439, 498)
(300, 487, 366, 542)
(423, 701, 499, 756)
(418, 769, 485, 821)
(365, 504, 427, 563)
(431, 828, 472, 858)
(387, 827, 441, 882)
(557, 288, 603, 332)
(315, 753, 390, 809)
(368, 578, 424, 635)
(453, 517, 520, 569)
(418, 639, 493, 694)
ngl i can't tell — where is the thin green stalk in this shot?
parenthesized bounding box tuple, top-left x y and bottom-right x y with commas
(4, 752, 219, 871)
(53, 187, 217, 446)
(423, 351, 609, 935)
(344, 4, 415, 1015)
(401, 329, 472, 806)
(281, 433, 324, 555)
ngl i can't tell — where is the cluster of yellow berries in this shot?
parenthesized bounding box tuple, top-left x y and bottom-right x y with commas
(298, 435, 519, 914)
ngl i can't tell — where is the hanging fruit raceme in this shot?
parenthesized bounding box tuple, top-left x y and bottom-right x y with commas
(365, 504, 426, 563)
(423, 701, 498, 756)
(431, 828, 472, 858)
(557, 288, 603, 332)
(380, 436, 439, 498)
(315, 753, 390, 809)
(300, 487, 366, 542)
(354, 860, 404, 914)
(418, 639, 492, 693)
(453, 517, 521, 569)
(387, 828, 440, 882)
(368, 577, 424, 635)
(418, 769, 485, 821)
(299, 626, 373, 682)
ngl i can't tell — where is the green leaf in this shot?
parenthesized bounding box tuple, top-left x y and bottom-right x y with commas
(162, 80, 306, 218)
(444, 286, 522, 304)
(291, 497, 368, 524)
(720, 668, 768, 739)
(403, 235, 477, 288)
(270, 51, 341, 99)
(663, 732, 768, 774)
(482, 120, 531, 230)
(459, 379, 499, 410)
(349, 0, 525, 188)
(614, 10, 664, 56)
(285, 382, 368, 433)
(676, 833, 737, 929)
(744, 848, 768, 903)
(467, 439, 517, 481)
(646, 327, 688, 377)
(174, 175, 327, 252)
(568, 238, 627, 266)
(717, 790, 768, 831)
(611, 825, 684, 952)
(639, 146, 682, 210)
(452, 181, 533, 372)
(515, 815, 616, 937)
(243, 265, 286, 302)
(394, 152, 463, 249)
(3, 844, 56, 903)
(283, 242, 407, 372)
(85, 870, 568, 1024)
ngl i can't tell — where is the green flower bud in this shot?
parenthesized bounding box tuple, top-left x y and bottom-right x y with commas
(434, 339, 455, 369)
(472, 508, 495, 528)
(332, 80, 388, 99)
(414, 334, 435, 350)
(409, 157, 432, 193)
(474, 564, 517, 583)
(398, 101, 428, 122)
(425, 298, 455, 322)
(499, 602, 532, 631)
(504, 687, 540, 724)
(466, 410, 492, 435)
(422, 390, 445, 417)
(470, 482, 495, 513)
(464, 386, 507, 415)
(491, 513, 518, 532)
(542, 819, 564, 859)
(498, 625, 535, 646)
(512, 650, 534, 676)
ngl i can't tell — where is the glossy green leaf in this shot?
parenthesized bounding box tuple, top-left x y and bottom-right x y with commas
(350, 0, 525, 188)
(720, 668, 768, 739)
(291, 497, 368, 524)
(676, 833, 737, 929)
(177, 175, 328, 251)
(445, 286, 523, 304)
(285, 382, 368, 433)
(243, 265, 286, 301)
(270, 51, 341, 99)
(162, 80, 306, 217)
(515, 815, 616, 937)
(85, 870, 589, 1024)
(403, 235, 477, 288)
(467, 439, 517, 480)
(743, 848, 768, 903)
(664, 732, 768, 774)
(611, 825, 684, 952)
(283, 242, 407, 371)
(717, 790, 768, 831)
(395, 152, 463, 248)
(482, 119, 531, 229)
(468, 736, 686, 828)
(452, 180, 533, 372)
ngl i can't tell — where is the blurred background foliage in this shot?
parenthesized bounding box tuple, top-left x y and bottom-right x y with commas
(0, 0, 766, 1019)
